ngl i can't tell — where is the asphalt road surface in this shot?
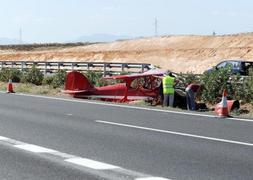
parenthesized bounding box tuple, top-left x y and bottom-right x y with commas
(0, 92, 252, 180)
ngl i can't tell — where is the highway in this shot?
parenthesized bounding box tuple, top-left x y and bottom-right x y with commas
(0, 92, 252, 180)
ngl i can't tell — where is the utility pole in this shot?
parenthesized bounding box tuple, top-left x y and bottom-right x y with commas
(19, 27, 23, 44)
(154, 18, 158, 37)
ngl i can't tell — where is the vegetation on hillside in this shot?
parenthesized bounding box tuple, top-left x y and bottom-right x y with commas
(0, 42, 95, 51)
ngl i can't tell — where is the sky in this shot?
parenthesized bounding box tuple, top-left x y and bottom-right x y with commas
(1, 0, 253, 43)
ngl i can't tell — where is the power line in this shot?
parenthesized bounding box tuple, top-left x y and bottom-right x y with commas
(154, 18, 158, 37)
(19, 28, 23, 44)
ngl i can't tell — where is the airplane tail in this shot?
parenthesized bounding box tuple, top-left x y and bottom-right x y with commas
(64, 71, 93, 93)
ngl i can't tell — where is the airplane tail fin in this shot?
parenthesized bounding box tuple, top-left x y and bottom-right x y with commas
(64, 71, 93, 93)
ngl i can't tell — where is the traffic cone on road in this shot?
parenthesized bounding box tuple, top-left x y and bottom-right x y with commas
(7, 79, 14, 93)
(215, 89, 229, 117)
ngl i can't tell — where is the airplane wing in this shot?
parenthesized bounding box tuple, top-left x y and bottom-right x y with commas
(104, 69, 169, 80)
(61, 89, 89, 94)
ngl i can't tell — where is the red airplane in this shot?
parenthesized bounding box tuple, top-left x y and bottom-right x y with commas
(63, 70, 240, 111)
(63, 69, 170, 102)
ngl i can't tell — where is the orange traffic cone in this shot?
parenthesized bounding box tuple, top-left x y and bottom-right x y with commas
(7, 79, 14, 93)
(215, 89, 229, 117)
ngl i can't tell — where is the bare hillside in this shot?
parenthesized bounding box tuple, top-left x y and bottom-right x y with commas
(1, 34, 253, 73)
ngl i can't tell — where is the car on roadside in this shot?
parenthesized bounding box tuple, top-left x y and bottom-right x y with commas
(205, 60, 253, 75)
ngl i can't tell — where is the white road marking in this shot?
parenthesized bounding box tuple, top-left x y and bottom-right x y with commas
(65, 157, 120, 170)
(0, 136, 9, 140)
(96, 120, 253, 147)
(226, 117, 253, 122)
(50, 151, 76, 159)
(0, 134, 167, 179)
(136, 177, 170, 180)
(12, 92, 253, 123)
(14, 144, 57, 153)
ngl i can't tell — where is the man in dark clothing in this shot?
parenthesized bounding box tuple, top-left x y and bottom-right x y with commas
(158, 81, 164, 106)
(185, 83, 201, 111)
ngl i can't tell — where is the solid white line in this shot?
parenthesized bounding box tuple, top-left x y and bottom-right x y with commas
(14, 144, 58, 153)
(0, 136, 9, 141)
(96, 120, 253, 147)
(65, 157, 120, 170)
(227, 117, 253, 122)
(136, 177, 170, 180)
(8, 92, 253, 122)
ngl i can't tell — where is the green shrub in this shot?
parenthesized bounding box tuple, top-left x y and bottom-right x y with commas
(0, 68, 22, 82)
(96, 78, 110, 87)
(9, 68, 23, 82)
(244, 68, 253, 103)
(84, 70, 103, 86)
(249, 69, 253, 103)
(21, 65, 44, 85)
(51, 70, 67, 88)
(229, 75, 251, 103)
(177, 72, 200, 90)
(42, 76, 54, 86)
(0, 68, 9, 82)
(201, 67, 232, 104)
(119, 71, 130, 75)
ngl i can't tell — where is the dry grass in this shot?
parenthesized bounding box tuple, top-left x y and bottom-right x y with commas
(0, 42, 93, 51)
(236, 103, 253, 118)
(0, 82, 62, 96)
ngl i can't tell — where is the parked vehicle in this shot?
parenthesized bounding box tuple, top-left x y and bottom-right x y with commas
(205, 60, 253, 75)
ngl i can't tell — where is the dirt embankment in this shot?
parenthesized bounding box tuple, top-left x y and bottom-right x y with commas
(1, 33, 253, 74)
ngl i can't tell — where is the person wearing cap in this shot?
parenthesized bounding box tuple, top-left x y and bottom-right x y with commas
(185, 83, 202, 111)
(162, 72, 176, 107)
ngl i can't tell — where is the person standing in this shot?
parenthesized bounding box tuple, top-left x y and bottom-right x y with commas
(185, 83, 201, 111)
(163, 72, 175, 107)
(158, 80, 164, 106)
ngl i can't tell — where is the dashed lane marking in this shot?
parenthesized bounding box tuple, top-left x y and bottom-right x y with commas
(65, 157, 120, 170)
(0, 135, 170, 180)
(0, 136, 9, 140)
(15, 144, 57, 153)
(136, 177, 171, 180)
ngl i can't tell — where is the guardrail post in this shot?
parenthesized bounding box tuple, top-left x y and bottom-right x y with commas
(33, 62, 37, 68)
(141, 64, 145, 73)
(0, 62, 3, 70)
(71, 62, 74, 71)
(103, 63, 107, 77)
(121, 64, 125, 72)
(44, 62, 47, 75)
(21, 62, 24, 71)
(57, 62, 61, 70)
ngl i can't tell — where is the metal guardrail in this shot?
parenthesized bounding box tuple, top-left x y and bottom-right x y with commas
(0, 61, 151, 76)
